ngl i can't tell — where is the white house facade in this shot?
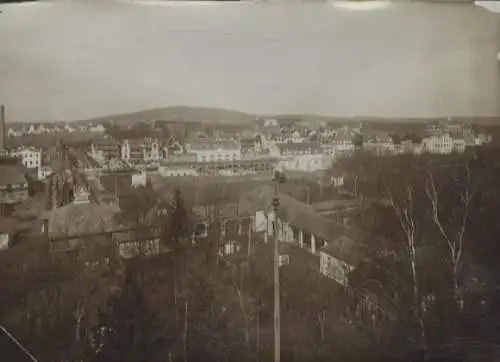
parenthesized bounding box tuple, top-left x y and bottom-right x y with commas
(187, 140, 241, 163)
(10, 147, 42, 170)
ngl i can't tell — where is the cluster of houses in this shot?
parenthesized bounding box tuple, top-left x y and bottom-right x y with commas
(360, 120, 491, 156)
(7, 122, 105, 137)
(86, 117, 492, 178)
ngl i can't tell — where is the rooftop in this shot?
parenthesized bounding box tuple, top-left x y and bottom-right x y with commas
(41, 202, 121, 238)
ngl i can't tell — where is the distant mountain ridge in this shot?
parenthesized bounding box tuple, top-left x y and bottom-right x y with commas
(75, 106, 257, 126)
(76, 106, 500, 126)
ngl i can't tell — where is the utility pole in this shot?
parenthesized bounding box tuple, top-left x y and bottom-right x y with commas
(272, 180, 281, 362)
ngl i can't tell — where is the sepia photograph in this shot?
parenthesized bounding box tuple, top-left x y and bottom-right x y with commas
(1, 0, 500, 361)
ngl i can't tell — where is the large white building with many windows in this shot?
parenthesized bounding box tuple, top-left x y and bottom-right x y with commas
(422, 133, 460, 154)
(187, 139, 241, 163)
(9, 146, 42, 170)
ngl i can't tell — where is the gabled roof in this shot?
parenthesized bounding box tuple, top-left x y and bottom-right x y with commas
(40, 202, 120, 238)
(237, 185, 315, 218)
(291, 211, 366, 244)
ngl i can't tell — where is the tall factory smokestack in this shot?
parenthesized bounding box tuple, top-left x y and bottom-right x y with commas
(0, 105, 5, 150)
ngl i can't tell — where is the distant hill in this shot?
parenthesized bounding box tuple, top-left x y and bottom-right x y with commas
(77, 106, 258, 126)
(75, 106, 500, 127)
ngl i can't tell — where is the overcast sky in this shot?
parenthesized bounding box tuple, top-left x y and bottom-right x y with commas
(0, 0, 499, 122)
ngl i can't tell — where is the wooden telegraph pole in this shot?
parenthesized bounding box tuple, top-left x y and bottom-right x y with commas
(272, 188, 280, 362)
(272, 168, 285, 362)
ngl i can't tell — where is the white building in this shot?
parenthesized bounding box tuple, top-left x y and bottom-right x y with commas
(131, 171, 147, 187)
(332, 132, 355, 153)
(263, 118, 279, 127)
(269, 142, 323, 158)
(422, 134, 455, 154)
(187, 139, 241, 163)
(89, 124, 106, 133)
(158, 162, 198, 177)
(7, 128, 21, 137)
(38, 165, 54, 180)
(158, 154, 199, 177)
(121, 138, 162, 164)
(26, 125, 36, 135)
(320, 143, 336, 155)
(270, 142, 332, 172)
(10, 146, 42, 170)
(64, 124, 76, 133)
(143, 138, 162, 162)
(277, 154, 332, 172)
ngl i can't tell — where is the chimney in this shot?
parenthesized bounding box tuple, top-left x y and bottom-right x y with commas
(0, 105, 5, 150)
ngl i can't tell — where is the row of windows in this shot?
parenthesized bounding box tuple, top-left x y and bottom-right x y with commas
(199, 153, 238, 162)
(281, 149, 321, 155)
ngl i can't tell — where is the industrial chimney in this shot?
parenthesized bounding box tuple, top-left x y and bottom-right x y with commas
(0, 105, 5, 150)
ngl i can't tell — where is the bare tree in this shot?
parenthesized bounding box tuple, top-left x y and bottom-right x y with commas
(425, 161, 477, 310)
(385, 182, 428, 360)
(231, 264, 253, 357)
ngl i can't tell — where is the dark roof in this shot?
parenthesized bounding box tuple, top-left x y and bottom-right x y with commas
(40, 202, 120, 237)
(0, 326, 38, 362)
(312, 199, 357, 212)
(0, 164, 27, 186)
(289, 210, 366, 244)
(237, 185, 315, 218)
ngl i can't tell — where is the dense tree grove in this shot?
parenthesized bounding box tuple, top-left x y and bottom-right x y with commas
(3, 147, 500, 361)
(335, 146, 500, 361)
